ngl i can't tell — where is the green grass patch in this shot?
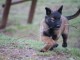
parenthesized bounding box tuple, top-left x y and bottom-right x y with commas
(0, 33, 43, 49)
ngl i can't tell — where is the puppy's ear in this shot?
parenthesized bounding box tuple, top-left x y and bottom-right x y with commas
(57, 5, 63, 14)
(45, 7, 51, 15)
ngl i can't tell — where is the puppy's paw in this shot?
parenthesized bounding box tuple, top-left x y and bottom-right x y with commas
(62, 43, 67, 48)
(40, 49, 47, 52)
(49, 44, 58, 51)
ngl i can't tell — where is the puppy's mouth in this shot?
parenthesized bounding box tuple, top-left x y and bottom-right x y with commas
(46, 20, 62, 29)
(50, 26, 60, 30)
(54, 24, 61, 29)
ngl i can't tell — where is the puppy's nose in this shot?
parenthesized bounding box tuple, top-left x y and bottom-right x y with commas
(57, 25, 60, 26)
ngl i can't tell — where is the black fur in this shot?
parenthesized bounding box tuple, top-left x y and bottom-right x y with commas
(44, 6, 63, 40)
(45, 15, 62, 29)
(45, 7, 51, 15)
(43, 28, 58, 40)
(62, 34, 68, 47)
(66, 8, 80, 20)
(57, 5, 63, 14)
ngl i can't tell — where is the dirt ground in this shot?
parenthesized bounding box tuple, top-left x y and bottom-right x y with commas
(0, 42, 73, 60)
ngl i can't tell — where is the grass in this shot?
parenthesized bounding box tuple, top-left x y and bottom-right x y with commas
(0, 33, 43, 48)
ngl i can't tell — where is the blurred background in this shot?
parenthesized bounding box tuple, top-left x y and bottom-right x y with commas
(0, 0, 80, 60)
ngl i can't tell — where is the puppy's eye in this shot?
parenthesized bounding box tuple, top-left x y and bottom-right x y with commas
(53, 17, 57, 19)
(51, 18, 54, 22)
(51, 18, 54, 20)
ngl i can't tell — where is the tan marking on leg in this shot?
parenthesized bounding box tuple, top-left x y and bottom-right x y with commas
(40, 36, 56, 52)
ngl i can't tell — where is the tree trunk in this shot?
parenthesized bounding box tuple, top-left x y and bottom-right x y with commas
(27, 0, 37, 23)
(0, 0, 11, 29)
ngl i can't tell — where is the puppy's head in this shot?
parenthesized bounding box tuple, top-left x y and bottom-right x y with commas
(45, 5, 63, 29)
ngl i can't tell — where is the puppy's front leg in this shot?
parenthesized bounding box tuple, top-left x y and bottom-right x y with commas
(40, 36, 56, 52)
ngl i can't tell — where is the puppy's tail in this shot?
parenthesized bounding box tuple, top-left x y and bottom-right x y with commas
(66, 8, 80, 20)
